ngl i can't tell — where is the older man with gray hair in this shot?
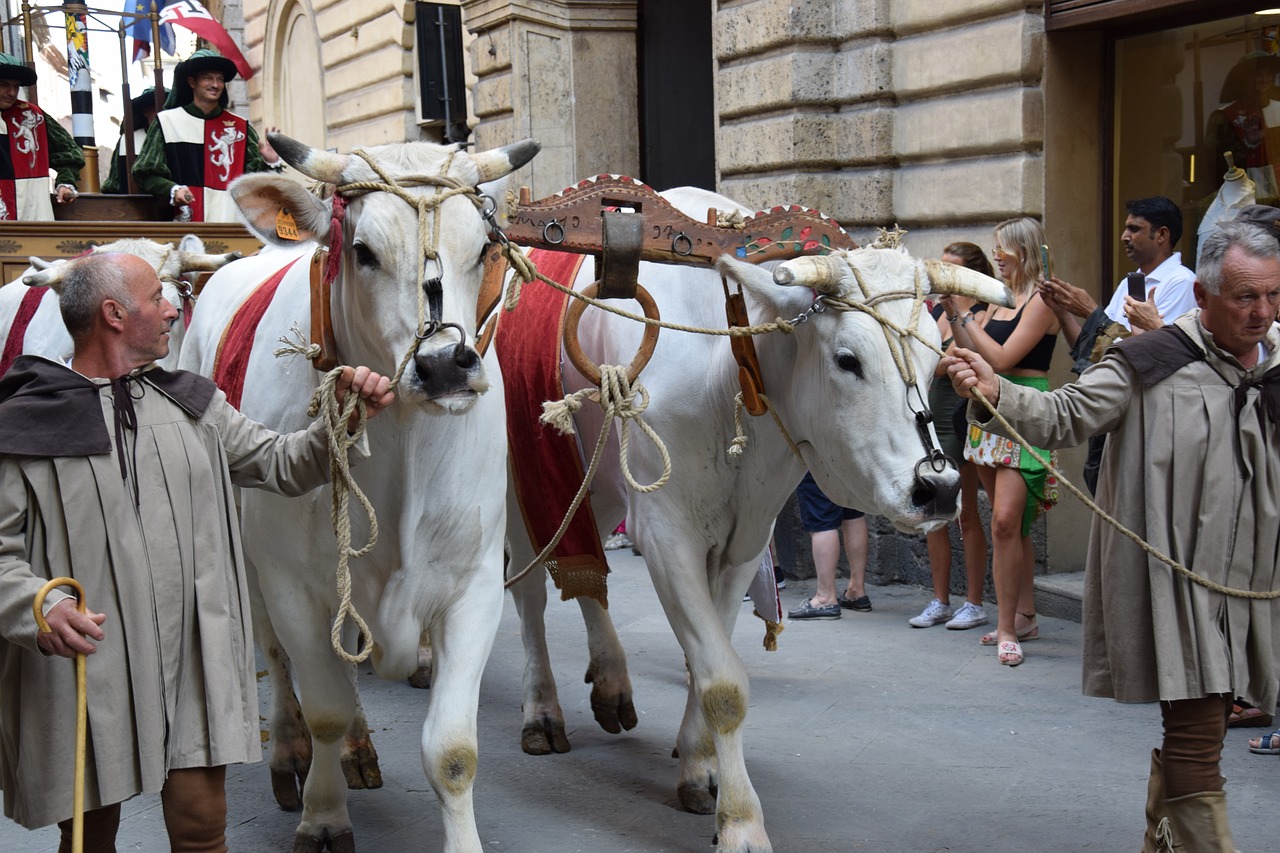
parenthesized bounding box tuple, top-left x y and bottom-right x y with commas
(0, 253, 393, 851)
(945, 219, 1280, 852)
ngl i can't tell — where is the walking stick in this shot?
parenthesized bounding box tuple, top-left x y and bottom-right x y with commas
(33, 577, 88, 853)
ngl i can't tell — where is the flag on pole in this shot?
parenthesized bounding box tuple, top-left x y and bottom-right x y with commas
(129, 0, 179, 63)
(160, 0, 254, 80)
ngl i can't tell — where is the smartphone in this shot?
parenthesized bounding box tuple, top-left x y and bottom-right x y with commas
(1126, 271, 1146, 301)
(1039, 244, 1053, 281)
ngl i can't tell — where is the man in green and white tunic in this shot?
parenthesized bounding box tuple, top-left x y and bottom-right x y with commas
(945, 219, 1280, 853)
(0, 253, 394, 850)
(131, 50, 280, 222)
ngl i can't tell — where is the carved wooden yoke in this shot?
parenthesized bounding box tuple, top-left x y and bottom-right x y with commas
(481, 175, 859, 416)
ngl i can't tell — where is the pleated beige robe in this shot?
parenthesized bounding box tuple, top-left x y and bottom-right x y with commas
(974, 312, 1280, 709)
(0, 358, 330, 828)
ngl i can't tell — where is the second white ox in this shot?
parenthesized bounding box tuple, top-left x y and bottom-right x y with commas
(505, 188, 1012, 852)
(0, 236, 237, 373)
(178, 135, 538, 853)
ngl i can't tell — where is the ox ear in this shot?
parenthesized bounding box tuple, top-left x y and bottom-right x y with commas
(229, 174, 330, 247)
(716, 255, 813, 316)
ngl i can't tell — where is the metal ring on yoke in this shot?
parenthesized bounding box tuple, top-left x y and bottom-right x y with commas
(563, 282, 661, 387)
(671, 231, 693, 256)
(543, 219, 565, 245)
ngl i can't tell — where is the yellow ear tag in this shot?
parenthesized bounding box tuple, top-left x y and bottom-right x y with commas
(275, 207, 300, 241)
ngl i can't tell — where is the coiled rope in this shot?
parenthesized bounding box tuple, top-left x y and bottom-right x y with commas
(503, 364, 672, 589)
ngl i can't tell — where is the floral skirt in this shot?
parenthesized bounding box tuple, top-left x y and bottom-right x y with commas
(964, 374, 1060, 536)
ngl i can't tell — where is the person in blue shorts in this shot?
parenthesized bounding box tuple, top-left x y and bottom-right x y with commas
(788, 472, 871, 620)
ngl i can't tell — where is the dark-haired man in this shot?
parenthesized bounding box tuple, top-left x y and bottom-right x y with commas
(132, 49, 281, 221)
(1042, 196, 1197, 357)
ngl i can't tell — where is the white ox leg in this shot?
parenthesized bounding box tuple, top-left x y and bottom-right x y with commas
(507, 529, 635, 753)
(420, 583, 502, 853)
(648, 543, 772, 853)
(579, 596, 637, 736)
(508, 544, 570, 754)
(284, 646, 361, 852)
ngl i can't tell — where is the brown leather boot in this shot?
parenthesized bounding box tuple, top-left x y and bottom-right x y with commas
(1142, 749, 1178, 852)
(57, 804, 120, 853)
(1163, 790, 1236, 853)
(161, 766, 228, 853)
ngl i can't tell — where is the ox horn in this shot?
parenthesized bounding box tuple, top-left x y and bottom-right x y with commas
(23, 264, 66, 289)
(773, 255, 847, 294)
(921, 259, 1015, 308)
(28, 256, 52, 271)
(471, 139, 541, 183)
(269, 132, 351, 184)
(177, 249, 243, 272)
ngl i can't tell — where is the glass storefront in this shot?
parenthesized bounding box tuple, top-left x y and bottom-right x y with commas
(1113, 11, 1280, 280)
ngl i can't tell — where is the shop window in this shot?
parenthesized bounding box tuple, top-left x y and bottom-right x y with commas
(1112, 12, 1280, 279)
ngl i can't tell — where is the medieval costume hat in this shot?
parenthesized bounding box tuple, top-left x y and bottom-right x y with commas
(0, 52, 37, 87)
(130, 87, 159, 129)
(1219, 51, 1280, 104)
(165, 49, 237, 110)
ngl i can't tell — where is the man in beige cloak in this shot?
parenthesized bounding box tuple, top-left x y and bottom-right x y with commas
(0, 253, 393, 851)
(945, 219, 1280, 853)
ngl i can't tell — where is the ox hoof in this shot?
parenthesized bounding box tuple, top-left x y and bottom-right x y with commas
(521, 718, 571, 755)
(677, 782, 717, 815)
(341, 740, 383, 790)
(589, 692, 638, 735)
(270, 767, 305, 811)
(406, 664, 432, 690)
(291, 828, 356, 853)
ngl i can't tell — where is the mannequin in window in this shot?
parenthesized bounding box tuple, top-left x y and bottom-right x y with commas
(1207, 51, 1280, 200)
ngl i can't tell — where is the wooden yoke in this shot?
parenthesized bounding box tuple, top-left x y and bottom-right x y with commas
(488, 175, 858, 415)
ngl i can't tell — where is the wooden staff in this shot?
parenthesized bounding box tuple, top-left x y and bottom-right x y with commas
(33, 577, 88, 853)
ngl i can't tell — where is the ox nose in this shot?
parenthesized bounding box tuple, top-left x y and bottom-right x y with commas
(414, 344, 482, 399)
(453, 343, 477, 370)
(910, 463, 960, 517)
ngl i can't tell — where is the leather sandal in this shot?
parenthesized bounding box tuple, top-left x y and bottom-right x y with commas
(980, 614, 1039, 646)
(997, 640, 1024, 667)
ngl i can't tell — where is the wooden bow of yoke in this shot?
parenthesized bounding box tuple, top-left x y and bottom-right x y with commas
(473, 175, 859, 414)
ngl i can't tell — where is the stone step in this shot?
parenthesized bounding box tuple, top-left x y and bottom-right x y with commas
(1034, 570, 1085, 623)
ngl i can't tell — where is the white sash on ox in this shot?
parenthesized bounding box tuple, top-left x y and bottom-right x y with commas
(156, 107, 247, 223)
(0, 102, 54, 221)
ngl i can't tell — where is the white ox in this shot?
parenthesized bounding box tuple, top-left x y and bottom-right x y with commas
(177, 135, 538, 853)
(0, 236, 238, 371)
(504, 187, 1012, 852)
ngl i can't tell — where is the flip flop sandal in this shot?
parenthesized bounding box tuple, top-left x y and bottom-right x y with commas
(1229, 703, 1273, 728)
(1248, 730, 1280, 754)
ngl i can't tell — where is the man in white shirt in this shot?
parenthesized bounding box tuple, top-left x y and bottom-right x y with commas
(1098, 196, 1197, 332)
(1042, 196, 1196, 355)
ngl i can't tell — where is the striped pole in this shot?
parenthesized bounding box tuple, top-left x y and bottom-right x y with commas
(64, 3, 93, 147)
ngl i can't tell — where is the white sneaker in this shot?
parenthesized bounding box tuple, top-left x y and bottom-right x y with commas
(945, 601, 990, 630)
(908, 598, 953, 628)
(604, 532, 633, 551)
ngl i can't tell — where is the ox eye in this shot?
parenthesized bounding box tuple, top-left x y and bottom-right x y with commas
(835, 349, 862, 378)
(352, 241, 379, 269)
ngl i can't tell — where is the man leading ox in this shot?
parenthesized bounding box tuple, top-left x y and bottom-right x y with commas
(0, 253, 393, 851)
(946, 220, 1280, 852)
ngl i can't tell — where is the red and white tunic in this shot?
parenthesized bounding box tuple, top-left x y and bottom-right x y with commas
(156, 107, 249, 223)
(0, 101, 53, 221)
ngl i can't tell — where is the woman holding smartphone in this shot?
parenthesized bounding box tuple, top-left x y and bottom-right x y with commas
(941, 217, 1061, 667)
